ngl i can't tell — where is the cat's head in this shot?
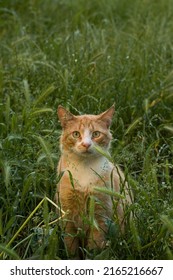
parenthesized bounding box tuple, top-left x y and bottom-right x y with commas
(57, 105, 115, 158)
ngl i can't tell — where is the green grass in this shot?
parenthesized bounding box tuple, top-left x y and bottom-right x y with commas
(0, 0, 173, 259)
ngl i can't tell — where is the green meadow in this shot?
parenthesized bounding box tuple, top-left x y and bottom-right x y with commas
(0, 0, 173, 259)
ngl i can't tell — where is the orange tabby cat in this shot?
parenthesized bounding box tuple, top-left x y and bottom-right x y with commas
(56, 105, 131, 258)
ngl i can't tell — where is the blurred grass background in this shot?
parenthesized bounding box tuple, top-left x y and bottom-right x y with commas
(0, 0, 173, 259)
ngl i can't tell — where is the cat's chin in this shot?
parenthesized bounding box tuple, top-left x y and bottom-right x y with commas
(74, 149, 97, 158)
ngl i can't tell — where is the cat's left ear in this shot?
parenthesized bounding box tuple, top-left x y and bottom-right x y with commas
(57, 105, 76, 127)
(98, 104, 115, 128)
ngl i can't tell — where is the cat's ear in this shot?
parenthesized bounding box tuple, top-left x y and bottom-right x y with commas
(98, 104, 115, 128)
(57, 105, 76, 127)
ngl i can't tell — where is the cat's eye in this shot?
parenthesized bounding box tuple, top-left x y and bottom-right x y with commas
(72, 131, 81, 138)
(92, 131, 101, 138)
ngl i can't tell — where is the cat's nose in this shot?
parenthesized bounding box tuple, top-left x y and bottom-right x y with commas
(81, 141, 91, 149)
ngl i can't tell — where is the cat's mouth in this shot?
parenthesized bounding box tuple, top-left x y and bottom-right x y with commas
(75, 147, 94, 157)
(81, 149, 93, 155)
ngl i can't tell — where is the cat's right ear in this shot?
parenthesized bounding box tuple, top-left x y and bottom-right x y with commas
(57, 106, 75, 127)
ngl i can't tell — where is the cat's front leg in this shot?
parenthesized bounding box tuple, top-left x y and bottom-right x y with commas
(87, 220, 107, 251)
(63, 221, 79, 259)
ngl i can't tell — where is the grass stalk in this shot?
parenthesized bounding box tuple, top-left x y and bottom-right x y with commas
(0, 196, 65, 259)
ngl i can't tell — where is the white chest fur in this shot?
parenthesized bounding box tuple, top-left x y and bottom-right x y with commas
(61, 156, 112, 188)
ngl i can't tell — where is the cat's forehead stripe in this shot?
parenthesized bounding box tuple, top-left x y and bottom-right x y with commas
(78, 118, 94, 130)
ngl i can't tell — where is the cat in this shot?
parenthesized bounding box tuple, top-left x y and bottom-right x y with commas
(56, 105, 132, 259)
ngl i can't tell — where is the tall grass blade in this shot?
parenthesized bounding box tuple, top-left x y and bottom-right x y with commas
(4, 216, 16, 234)
(23, 79, 31, 105)
(43, 198, 49, 230)
(33, 84, 55, 107)
(165, 159, 171, 185)
(30, 108, 53, 117)
(89, 195, 95, 226)
(124, 117, 142, 136)
(0, 244, 20, 260)
(162, 125, 173, 134)
(5, 96, 10, 132)
(3, 161, 11, 188)
(0, 197, 45, 258)
(161, 215, 173, 234)
(36, 135, 54, 170)
(130, 219, 141, 252)
(93, 145, 113, 162)
(94, 187, 124, 199)
(0, 209, 3, 236)
(88, 195, 99, 231)
(166, 246, 173, 260)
